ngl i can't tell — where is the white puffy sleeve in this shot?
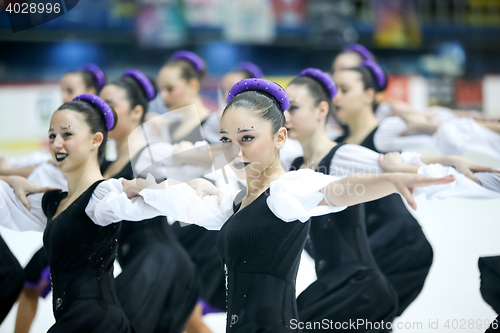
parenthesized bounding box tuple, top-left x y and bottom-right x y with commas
(330, 144, 383, 177)
(330, 144, 500, 200)
(86, 178, 236, 230)
(374, 102, 393, 120)
(139, 182, 236, 230)
(0, 180, 46, 232)
(28, 162, 67, 189)
(414, 164, 500, 200)
(9, 152, 52, 168)
(434, 117, 500, 160)
(267, 169, 347, 223)
(329, 144, 424, 178)
(374, 117, 436, 153)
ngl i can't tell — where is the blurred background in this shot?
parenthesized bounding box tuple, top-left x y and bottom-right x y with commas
(1, 0, 500, 153)
(0, 1, 499, 332)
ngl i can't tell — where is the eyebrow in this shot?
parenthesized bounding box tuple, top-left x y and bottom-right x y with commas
(237, 129, 256, 133)
(219, 129, 258, 134)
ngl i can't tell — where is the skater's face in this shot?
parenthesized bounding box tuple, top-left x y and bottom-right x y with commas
(332, 52, 363, 75)
(333, 70, 375, 124)
(284, 84, 329, 141)
(48, 110, 103, 173)
(61, 73, 95, 104)
(157, 65, 198, 111)
(219, 107, 286, 179)
(100, 84, 143, 140)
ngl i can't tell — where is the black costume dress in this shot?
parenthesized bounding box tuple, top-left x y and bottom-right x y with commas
(170, 117, 227, 312)
(101, 150, 199, 333)
(291, 144, 398, 332)
(42, 180, 133, 333)
(216, 189, 310, 332)
(23, 247, 50, 299)
(0, 234, 24, 323)
(479, 256, 500, 315)
(336, 129, 434, 316)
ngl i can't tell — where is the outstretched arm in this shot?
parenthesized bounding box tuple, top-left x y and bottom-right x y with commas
(379, 152, 499, 185)
(322, 173, 455, 210)
(88, 176, 232, 230)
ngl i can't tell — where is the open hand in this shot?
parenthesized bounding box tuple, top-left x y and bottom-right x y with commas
(4, 176, 60, 210)
(391, 173, 455, 210)
(445, 156, 500, 185)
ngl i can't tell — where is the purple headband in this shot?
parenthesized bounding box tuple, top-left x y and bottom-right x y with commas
(360, 60, 386, 90)
(122, 69, 156, 101)
(342, 44, 374, 61)
(170, 51, 205, 73)
(298, 68, 337, 99)
(237, 62, 264, 79)
(73, 94, 115, 130)
(81, 64, 105, 90)
(227, 79, 289, 112)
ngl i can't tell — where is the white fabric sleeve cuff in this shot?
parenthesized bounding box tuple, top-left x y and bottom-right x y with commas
(415, 164, 500, 200)
(267, 169, 347, 223)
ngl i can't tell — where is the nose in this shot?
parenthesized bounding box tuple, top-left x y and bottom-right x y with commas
(221, 142, 241, 163)
(52, 135, 64, 150)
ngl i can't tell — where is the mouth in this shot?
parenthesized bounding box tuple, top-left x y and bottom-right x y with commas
(55, 153, 69, 162)
(233, 162, 250, 170)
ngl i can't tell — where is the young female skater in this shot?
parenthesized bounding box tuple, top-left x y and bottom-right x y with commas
(99, 69, 200, 333)
(156, 50, 220, 144)
(285, 68, 499, 328)
(13, 63, 107, 333)
(331, 47, 500, 159)
(0, 95, 135, 332)
(332, 60, 500, 315)
(332, 43, 375, 74)
(157, 50, 228, 328)
(0, 92, 226, 332)
(61, 64, 106, 103)
(108, 78, 458, 332)
(15, 69, 205, 333)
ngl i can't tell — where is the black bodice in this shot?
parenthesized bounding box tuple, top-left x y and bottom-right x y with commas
(42, 180, 121, 319)
(335, 128, 419, 241)
(216, 189, 310, 332)
(100, 149, 175, 266)
(290, 144, 378, 279)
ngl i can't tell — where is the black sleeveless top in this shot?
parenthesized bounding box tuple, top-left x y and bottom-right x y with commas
(335, 127, 378, 152)
(336, 128, 419, 242)
(100, 147, 175, 266)
(290, 144, 379, 280)
(216, 189, 310, 332)
(42, 180, 121, 318)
